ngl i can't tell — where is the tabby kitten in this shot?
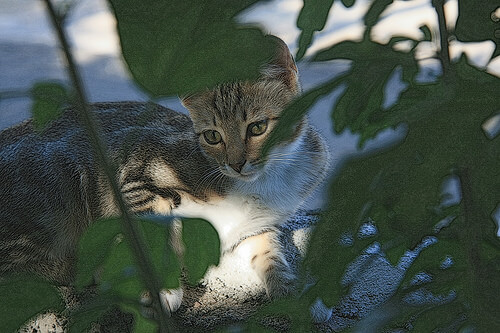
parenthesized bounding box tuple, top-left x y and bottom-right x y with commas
(0, 36, 328, 311)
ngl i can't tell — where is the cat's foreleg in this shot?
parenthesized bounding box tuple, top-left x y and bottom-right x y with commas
(241, 230, 296, 298)
(139, 217, 184, 316)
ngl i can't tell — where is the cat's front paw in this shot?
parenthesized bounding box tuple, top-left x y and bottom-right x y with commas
(140, 288, 183, 317)
(250, 249, 296, 298)
(242, 231, 297, 299)
(261, 256, 297, 299)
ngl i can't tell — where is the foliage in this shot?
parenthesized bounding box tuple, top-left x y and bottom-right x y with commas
(107, 0, 276, 97)
(69, 217, 219, 331)
(0, 275, 63, 332)
(30, 82, 68, 131)
(455, 0, 500, 57)
(261, 0, 500, 331)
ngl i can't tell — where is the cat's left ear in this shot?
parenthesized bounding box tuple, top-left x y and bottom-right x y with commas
(261, 35, 300, 94)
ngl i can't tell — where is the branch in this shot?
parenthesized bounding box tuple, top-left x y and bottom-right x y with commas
(42, 0, 172, 331)
(432, 0, 451, 75)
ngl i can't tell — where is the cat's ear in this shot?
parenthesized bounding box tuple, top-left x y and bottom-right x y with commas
(180, 91, 207, 110)
(261, 35, 300, 93)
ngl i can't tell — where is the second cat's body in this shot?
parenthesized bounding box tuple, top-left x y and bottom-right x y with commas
(0, 37, 329, 308)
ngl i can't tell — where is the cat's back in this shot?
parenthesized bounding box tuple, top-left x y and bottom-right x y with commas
(0, 102, 193, 161)
(0, 101, 196, 222)
(0, 102, 200, 281)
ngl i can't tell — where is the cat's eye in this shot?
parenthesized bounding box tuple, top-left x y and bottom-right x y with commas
(203, 130, 222, 145)
(248, 120, 268, 136)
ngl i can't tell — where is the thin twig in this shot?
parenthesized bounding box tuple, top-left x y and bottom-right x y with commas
(432, 0, 451, 75)
(42, 0, 171, 331)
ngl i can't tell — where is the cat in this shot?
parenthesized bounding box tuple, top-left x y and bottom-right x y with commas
(0, 36, 329, 313)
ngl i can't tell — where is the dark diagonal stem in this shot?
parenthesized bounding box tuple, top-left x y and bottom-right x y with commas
(43, 0, 171, 331)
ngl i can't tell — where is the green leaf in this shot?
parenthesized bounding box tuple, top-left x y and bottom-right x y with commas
(77, 217, 182, 300)
(252, 296, 316, 332)
(296, 0, 335, 60)
(99, 229, 145, 299)
(313, 39, 418, 143)
(121, 304, 158, 333)
(75, 218, 122, 289)
(107, 0, 276, 97)
(305, 56, 500, 327)
(263, 75, 345, 156)
(30, 82, 67, 131)
(419, 25, 432, 41)
(138, 218, 181, 290)
(410, 300, 465, 332)
(455, 0, 500, 57)
(0, 274, 63, 333)
(68, 296, 117, 333)
(341, 0, 356, 8)
(181, 218, 220, 285)
(364, 0, 393, 32)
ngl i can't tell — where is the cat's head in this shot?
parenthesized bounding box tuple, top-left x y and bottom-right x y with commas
(181, 36, 303, 182)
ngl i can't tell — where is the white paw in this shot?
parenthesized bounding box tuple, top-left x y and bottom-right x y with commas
(140, 288, 183, 318)
(310, 298, 333, 323)
(159, 288, 183, 313)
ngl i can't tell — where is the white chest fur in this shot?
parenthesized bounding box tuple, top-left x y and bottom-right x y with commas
(172, 194, 282, 251)
(172, 136, 320, 251)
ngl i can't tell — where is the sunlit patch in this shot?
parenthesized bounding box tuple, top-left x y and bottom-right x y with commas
(148, 159, 182, 188)
(153, 197, 173, 214)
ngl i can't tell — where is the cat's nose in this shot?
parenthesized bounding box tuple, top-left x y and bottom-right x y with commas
(229, 160, 246, 173)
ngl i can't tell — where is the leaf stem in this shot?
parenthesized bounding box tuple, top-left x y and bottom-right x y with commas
(42, 0, 171, 331)
(432, 0, 451, 75)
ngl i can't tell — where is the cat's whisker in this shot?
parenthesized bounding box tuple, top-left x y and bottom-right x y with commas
(197, 168, 222, 191)
(267, 151, 324, 157)
(192, 166, 222, 195)
(185, 145, 202, 160)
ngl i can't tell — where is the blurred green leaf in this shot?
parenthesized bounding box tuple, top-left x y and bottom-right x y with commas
(182, 218, 220, 285)
(75, 218, 122, 289)
(0, 275, 63, 333)
(296, 0, 335, 60)
(99, 228, 144, 299)
(410, 301, 465, 332)
(306, 58, 500, 317)
(364, 0, 393, 32)
(419, 25, 432, 41)
(30, 82, 67, 131)
(138, 218, 181, 290)
(121, 304, 158, 333)
(68, 295, 118, 332)
(98, 218, 181, 298)
(341, 0, 355, 8)
(314, 39, 418, 144)
(252, 293, 320, 332)
(74, 217, 182, 331)
(263, 75, 345, 156)
(455, 0, 500, 57)
(107, 0, 276, 97)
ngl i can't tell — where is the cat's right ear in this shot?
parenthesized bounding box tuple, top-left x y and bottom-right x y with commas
(180, 93, 195, 108)
(261, 35, 300, 94)
(180, 91, 206, 110)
